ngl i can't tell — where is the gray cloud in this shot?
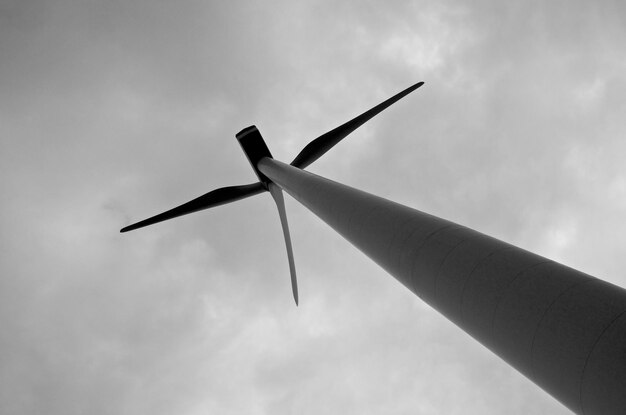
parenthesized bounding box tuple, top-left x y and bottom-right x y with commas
(2, 1, 625, 414)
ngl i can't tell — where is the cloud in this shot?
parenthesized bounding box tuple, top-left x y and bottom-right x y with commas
(2, 1, 625, 414)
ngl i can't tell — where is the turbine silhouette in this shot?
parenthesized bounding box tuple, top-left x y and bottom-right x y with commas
(120, 81, 425, 305)
(121, 81, 626, 414)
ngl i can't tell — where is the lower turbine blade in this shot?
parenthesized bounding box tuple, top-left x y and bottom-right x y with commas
(120, 182, 266, 232)
(268, 183, 299, 305)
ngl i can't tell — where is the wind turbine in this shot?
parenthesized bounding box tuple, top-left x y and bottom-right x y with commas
(121, 82, 626, 415)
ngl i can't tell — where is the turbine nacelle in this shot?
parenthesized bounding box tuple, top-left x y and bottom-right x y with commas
(236, 125, 273, 188)
(120, 81, 425, 304)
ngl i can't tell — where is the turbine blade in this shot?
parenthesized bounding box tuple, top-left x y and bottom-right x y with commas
(120, 182, 266, 233)
(290, 81, 424, 169)
(268, 183, 299, 305)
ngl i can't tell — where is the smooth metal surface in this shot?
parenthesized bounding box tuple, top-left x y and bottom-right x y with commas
(258, 157, 626, 415)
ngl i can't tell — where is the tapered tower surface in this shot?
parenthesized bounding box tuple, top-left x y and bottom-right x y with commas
(258, 157, 626, 415)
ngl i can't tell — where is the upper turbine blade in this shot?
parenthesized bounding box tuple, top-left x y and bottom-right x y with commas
(268, 183, 299, 305)
(290, 81, 424, 169)
(120, 182, 266, 233)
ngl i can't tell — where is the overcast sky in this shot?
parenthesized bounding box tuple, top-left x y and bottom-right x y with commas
(2, 1, 626, 414)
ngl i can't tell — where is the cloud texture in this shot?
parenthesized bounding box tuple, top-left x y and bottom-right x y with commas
(2, 1, 626, 414)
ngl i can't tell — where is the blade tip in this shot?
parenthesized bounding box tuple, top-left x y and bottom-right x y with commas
(120, 225, 135, 233)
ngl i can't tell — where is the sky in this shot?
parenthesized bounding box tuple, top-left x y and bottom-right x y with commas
(1, 1, 626, 414)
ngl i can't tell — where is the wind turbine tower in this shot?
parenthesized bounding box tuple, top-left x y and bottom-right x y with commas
(121, 82, 626, 415)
